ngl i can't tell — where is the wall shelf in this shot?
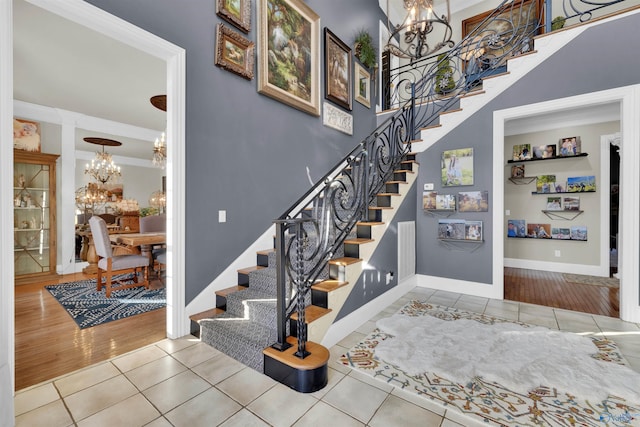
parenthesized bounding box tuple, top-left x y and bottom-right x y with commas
(508, 152, 588, 164)
(508, 176, 536, 185)
(542, 210, 583, 220)
(507, 236, 587, 242)
(532, 190, 595, 195)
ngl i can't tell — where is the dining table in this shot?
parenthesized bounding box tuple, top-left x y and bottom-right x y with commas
(109, 232, 166, 266)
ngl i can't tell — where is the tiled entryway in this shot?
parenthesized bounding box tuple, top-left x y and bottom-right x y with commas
(15, 287, 640, 426)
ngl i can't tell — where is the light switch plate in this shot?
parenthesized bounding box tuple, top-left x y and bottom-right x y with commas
(218, 210, 226, 223)
(423, 183, 434, 191)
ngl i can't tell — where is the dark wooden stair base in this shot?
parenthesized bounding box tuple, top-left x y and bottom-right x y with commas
(263, 336, 329, 393)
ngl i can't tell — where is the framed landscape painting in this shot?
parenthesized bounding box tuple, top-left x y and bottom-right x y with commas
(324, 28, 352, 111)
(214, 24, 255, 80)
(258, 0, 320, 116)
(354, 62, 371, 108)
(217, 0, 251, 33)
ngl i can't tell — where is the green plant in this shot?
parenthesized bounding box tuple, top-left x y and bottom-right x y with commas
(434, 54, 455, 95)
(551, 16, 566, 31)
(353, 29, 377, 69)
(140, 207, 160, 217)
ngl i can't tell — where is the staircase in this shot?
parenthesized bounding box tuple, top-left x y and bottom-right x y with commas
(192, 152, 419, 392)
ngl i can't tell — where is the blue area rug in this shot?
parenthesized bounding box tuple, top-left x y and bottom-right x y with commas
(46, 277, 166, 329)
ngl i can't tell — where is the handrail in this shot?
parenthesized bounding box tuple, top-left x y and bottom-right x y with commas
(272, 0, 630, 357)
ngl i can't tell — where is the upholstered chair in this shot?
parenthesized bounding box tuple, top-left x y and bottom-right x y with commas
(139, 214, 166, 273)
(89, 216, 150, 297)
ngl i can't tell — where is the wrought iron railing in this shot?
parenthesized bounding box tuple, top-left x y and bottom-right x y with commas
(272, 0, 631, 357)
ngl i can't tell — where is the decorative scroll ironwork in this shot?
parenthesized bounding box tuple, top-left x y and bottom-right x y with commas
(272, 0, 632, 357)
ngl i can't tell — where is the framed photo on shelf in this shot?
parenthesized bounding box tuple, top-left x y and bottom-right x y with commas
(324, 28, 352, 111)
(552, 227, 571, 240)
(422, 191, 437, 210)
(435, 194, 456, 211)
(214, 24, 255, 80)
(512, 143, 531, 161)
(559, 136, 581, 156)
(216, 0, 251, 33)
(257, 0, 320, 116)
(442, 148, 474, 186)
(527, 223, 551, 239)
(13, 118, 41, 152)
(536, 175, 556, 193)
(457, 190, 488, 212)
(354, 62, 371, 108)
(507, 219, 526, 237)
(532, 144, 556, 159)
(465, 220, 483, 241)
(567, 175, 596, 192)
(570, 225, 588, 241)
(563, 196, 580, 210)
(438, 219, 465, 240)
(546, 196, 562, 211)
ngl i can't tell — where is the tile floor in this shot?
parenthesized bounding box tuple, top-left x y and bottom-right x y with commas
(15, 287, 640, 427)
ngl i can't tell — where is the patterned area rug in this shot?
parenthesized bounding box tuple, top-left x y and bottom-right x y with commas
(563, 273, 619, 288)
(46, 277, 166, 329)
(340, 301, 640, 426)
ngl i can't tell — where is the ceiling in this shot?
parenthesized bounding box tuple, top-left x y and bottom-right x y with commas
(13, 0, 166, 159)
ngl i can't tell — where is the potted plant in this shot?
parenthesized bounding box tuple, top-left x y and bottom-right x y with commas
(434, 53, 455, 95)
(551, 16, 566, 31)
(353, 29, 377, 70)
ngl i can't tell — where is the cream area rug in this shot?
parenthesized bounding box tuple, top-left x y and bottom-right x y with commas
(340, 301, 640, 426)
(562, 273, 619, 288)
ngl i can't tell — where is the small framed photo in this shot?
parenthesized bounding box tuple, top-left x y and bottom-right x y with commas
(563, 196, 580, 211)
(325, 28, 352, 111)
(438, 219, 465, 240)
(511, 164, 525, 178)
(465, 220, 483, 241)
(536, 175, 556, 193)
(570, 225, 588, 241)
(214, 24, 255, 80)
(217, 0, 251, 33)
(457, 190, 488, 212)
(507, 219, 526, 238)
(552, 227, 571, 240)
(442, 148, 474, 187)
(512, 143, 531, 161)
(546, 196, 562, 211)
(435, 194, 456, 211)
(567, 176, 596, 192)
(354, 62, 371, 108)
(527, 223, 551, 239)
(559, 136, 581, 156)
(422, 191, 437, 210)
(532, 144, 556, 159)
(13, 118, 41, 152)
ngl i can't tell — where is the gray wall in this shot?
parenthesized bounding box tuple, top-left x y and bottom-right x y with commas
(416, 12, 640, 282)
(85, 0, 386, 304)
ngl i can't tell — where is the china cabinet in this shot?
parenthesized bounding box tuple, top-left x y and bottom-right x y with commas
(13, 150, 59, 278)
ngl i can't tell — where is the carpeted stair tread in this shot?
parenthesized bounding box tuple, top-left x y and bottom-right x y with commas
(225, 288, 278, 323)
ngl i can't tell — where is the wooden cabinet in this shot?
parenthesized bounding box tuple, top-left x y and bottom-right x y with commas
(13, 150, 59, 278)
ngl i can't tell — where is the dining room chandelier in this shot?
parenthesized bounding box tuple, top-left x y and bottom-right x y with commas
(150, 95, 167, 169)
(385, 0, 453, 61)
(83, 137, 122, 185)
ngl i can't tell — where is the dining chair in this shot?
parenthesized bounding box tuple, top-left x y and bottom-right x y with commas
(139, 214, 166, 275)
(155, 252, 166, 284)
(89, 216, 150, 297)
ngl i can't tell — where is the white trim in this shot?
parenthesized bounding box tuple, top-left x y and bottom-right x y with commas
(322, 274, 417, 348)
(600, 133, 614, 278)
(415, 274, 503, 300)
(0, 0, 16, 415)
(494, 86, 640, 323)
(504, 258, 607, 277)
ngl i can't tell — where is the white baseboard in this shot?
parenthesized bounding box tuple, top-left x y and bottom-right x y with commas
(321, 275, 418, 349)
(504, 258, 609, 277)
(415, 274, 503, 300)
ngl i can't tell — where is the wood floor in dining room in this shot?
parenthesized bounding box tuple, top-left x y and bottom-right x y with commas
(13, 267, 618, 391)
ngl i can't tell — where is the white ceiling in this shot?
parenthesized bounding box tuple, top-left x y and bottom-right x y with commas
(13, 0, 166, 158)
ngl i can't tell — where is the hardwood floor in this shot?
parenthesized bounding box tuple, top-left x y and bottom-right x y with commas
(14, 272, 165, 391)
(504, 267, 619, 318)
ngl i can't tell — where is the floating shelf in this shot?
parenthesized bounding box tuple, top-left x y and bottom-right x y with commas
(507, 236, 587, 241)
(508, 176, 536, 185)
(438, 238, 484, 252)
(508, 153, 588, 164)
(542, 210, 583, 220)
(532, 190, 595, 195)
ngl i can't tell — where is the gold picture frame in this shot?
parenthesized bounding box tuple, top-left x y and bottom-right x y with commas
(13, 118, 41, 152)
(216, 0, 251, 33)
(215, 24, 255, 80)
(257, 0, 320, 116)
(354, 62, 371, 108)
(324, 28, 352, 111)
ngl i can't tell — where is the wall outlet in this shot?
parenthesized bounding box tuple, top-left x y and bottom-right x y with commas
(555, 250, 561, 257)
(218, 210, 226, 223)
(386, 271, 394, 285)
(424, 183, 434, 191)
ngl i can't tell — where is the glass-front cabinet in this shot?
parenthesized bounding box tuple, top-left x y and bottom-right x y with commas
(13, 150, 59, 278)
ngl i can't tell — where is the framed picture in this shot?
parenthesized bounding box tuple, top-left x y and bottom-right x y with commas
(507, 219, 526, 237)
(102, 183, 124, 202)
(422, 191, 437, 210)
(217, 0, 251, 33)
(458, 190, 488, 212)
(13, 118, 41, 152)
(462, 0, 543, 64)
(536, 175, 556, 193)
(512, 143, 531, 161)
(438, 219, 465, 240)
(324, 28, 352, 111)
(214, 24, 255, 80)
(465, 221, 483, 241)
(354, 62, 371, 108)
(546, 196, 562, 211)
(435, 194, 456, 211)
(559, 136, 582, 156)
(570, 225, 588, 241)
(511, 164, 525, 178)
(563, 196, 580, 211)
(258, 0, 320, 116)
(527, 223, 551, 239)
(567, 176, 596, 192)
(442, 148, 474, 186)
(532, 144, 556, 159)
(552, 227, 571, 240)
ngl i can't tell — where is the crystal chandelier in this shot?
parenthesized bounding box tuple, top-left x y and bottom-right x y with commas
(385, 0, 453, 61)
(149, 176, 166, 214)
(75, 184, 109, 223)
(83, 137, 122, 185)
(150, 95, 167, 169)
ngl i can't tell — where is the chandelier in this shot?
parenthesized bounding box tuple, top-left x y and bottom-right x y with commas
(83, 137, 122, 185)
(385, 0, 453, 61)
(75, 184, 109, 224)
(149, 176, 166, 213)
(150, 95, 167, 169)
